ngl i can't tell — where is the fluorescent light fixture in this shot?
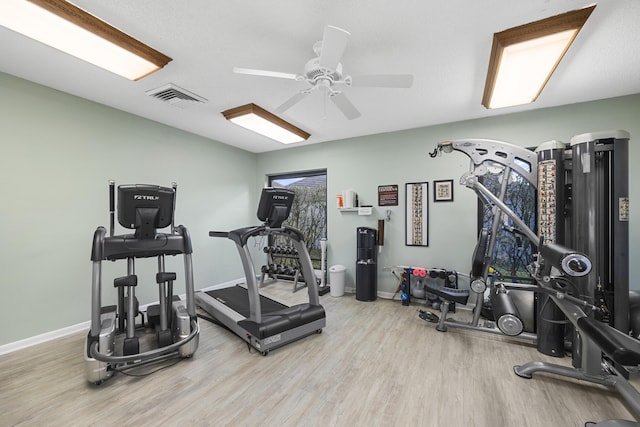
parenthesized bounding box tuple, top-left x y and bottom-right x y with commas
(222, 103, 310, 144)
(0, 0, 172, 80)
(482, 5, 595, 109)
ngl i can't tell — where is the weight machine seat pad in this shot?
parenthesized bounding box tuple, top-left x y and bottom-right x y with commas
(577, 317, 640, 366)
(424, 284, 470, 305)
(239, 304, 326, 339)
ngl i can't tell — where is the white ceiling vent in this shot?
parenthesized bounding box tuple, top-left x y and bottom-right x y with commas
(146, 83, 207, 107)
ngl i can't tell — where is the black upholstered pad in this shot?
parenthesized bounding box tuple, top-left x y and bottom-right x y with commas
(577, 317, 640, 366)
(424, 283, 470, 305)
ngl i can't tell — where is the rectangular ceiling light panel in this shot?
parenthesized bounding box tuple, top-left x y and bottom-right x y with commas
(482, 5, 595, 109)
(222, 104, 310, 145)
(0, 0, 171, 80)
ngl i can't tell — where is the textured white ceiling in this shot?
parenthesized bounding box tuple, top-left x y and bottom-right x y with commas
(1, 0, 638, 153)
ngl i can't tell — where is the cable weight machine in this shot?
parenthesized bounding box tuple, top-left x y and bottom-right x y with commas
(430, 133, 640, 425)
(426, 138, 540, 339)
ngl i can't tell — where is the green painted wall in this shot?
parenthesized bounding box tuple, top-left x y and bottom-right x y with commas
(0, 72, 257, 345)
(2, 69, 638, 347)
(256, 94, 640, 296)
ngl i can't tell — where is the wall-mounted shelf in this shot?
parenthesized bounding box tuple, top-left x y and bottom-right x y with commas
(338, 206, 373, 215)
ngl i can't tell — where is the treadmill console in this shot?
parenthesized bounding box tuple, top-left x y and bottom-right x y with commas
(257, 187, 294, 228)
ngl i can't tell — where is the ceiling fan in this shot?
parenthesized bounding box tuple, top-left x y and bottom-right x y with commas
(233, 25, 414, 120)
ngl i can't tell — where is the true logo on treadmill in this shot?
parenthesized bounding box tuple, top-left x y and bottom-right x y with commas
(134, 194, 159, 201)
(264, 334, 281, 345)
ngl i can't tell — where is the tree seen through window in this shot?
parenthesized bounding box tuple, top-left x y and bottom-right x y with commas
(269, 171, 327, 269)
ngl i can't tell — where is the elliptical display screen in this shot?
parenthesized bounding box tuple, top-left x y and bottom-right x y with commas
(117, 184, 174, 233)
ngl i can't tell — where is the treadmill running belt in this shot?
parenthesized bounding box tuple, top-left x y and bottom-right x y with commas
(205, 285, 288, 319)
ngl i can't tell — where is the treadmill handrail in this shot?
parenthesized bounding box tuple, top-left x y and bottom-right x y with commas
(210, 224, 305, 247)
(209, 222, 320, 324)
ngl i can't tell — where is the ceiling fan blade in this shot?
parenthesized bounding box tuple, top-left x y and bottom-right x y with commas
(276, 92, 308, 113)
(351, 74, 414, 88)
(318, 25, 350, 70)
(330, 92, 361, 120)
(233, 67, 298, 80)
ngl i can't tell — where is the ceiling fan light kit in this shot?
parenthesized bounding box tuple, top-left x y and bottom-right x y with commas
(482, 5, 596, 109)
(221, 103, 310, 144)
(233, 25, 414, 120)
(0, 0, 172, 80)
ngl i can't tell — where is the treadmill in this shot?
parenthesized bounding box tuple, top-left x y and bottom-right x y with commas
(196, 187, 326, 355)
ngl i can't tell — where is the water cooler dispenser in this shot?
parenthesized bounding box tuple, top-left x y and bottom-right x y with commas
(356, 227, 377, 301)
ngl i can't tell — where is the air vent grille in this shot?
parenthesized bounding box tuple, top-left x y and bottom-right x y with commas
(146, 83, 207, 106)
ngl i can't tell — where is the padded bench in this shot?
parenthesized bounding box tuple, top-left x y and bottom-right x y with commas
(577, 317, 640, 366)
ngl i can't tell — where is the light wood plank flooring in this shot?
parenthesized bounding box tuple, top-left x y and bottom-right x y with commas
(1, 283, 638, 427)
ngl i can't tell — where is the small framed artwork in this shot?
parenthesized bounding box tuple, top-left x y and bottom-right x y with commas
(405, 182, 429, 246)
(434, 179, 454, 202)
(378, 184, 399, 206)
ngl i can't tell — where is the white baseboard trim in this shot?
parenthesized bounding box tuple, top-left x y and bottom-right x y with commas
(197, 277, 245, 292)
(0, 277, 245, 356)
(341, 287, 396, 300)
(0, 321, 90, 356)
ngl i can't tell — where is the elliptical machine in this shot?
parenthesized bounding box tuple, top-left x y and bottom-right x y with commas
(84, 181, 199, 384)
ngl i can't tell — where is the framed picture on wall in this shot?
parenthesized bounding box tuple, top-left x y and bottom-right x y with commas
(434, 179, 454, 202)
(405, 182, 429, 246)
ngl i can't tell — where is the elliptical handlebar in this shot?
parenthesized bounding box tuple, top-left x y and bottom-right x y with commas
(109, 180, 115, 237)
(171, 182, 177, 234)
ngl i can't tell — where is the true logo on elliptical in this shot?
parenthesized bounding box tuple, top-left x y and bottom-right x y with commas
(273, 195, 288, 200)
(134, 195, 159, 201)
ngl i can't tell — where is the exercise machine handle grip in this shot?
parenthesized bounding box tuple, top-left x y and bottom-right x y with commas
(109, 180, 115, 237)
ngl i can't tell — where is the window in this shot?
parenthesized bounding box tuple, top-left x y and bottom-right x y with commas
(269, 170, 327, 268)
(477, 161, 537, 279)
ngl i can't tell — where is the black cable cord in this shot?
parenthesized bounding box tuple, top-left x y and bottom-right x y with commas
(114, 357, 183, 377)
(428, 147, 440, 158)
(600, 285, 614, 316)
(551, 276, 580, 296)
(538, 277, 604, 317)
(538, 296, 570, 324)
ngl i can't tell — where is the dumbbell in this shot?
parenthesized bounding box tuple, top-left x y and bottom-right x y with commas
(412, 269, 427, 277)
